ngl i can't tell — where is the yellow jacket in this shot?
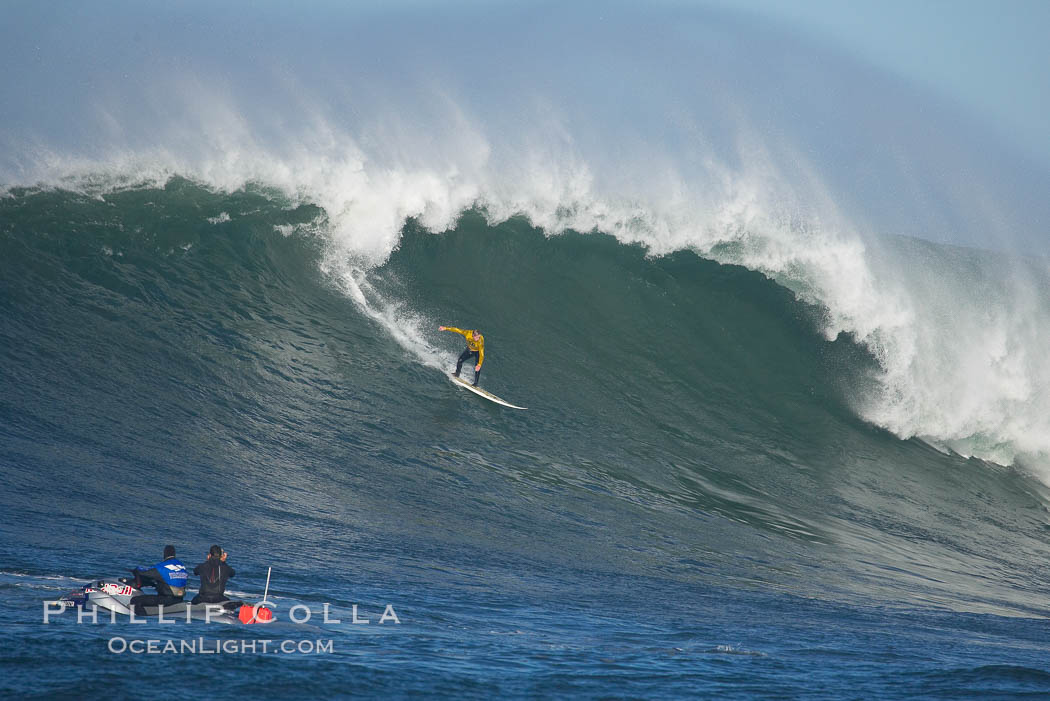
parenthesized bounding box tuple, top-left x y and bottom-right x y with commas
(443, 327, 485, 367)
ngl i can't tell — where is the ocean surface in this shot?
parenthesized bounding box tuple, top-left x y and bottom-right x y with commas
(3, 180, 1050, 698)
(4, 2, 1050, 698)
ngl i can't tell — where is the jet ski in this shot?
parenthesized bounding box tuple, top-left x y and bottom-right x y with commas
(52, 575, 273, 624)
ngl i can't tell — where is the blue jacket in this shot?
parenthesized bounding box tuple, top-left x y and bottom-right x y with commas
(135, 557, 188, 597)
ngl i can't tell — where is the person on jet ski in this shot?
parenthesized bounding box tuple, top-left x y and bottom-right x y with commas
(130, 544, 188, 615)
(192, 545, 235, 605)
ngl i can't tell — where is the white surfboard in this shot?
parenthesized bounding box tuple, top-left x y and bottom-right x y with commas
(449, 374, 527, 410)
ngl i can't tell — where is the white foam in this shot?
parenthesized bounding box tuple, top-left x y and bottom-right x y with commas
(321, 256, 448, 372)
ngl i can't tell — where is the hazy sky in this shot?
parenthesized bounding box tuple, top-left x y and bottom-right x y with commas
(4, 0, 1047, 167)
(2, 0, 1047, 250)
(701, 0, 1050, 166)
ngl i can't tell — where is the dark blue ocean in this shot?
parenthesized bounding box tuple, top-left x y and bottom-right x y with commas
(4, 2, 1050, 698)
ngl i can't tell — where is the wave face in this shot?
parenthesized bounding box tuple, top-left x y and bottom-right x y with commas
(4, 180, 1050, 608)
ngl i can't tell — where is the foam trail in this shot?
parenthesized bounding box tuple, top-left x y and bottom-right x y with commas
(321, 255, 447, 372)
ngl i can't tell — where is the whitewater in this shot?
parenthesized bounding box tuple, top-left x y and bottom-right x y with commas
(4, 1, 1050, 698)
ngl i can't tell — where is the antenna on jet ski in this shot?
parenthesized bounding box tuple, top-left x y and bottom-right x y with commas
(262, 566, 272, 604)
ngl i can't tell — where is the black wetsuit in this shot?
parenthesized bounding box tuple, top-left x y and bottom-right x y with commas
(191, 558, 235, 605)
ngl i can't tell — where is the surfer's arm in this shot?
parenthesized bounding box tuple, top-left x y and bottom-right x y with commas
(440, 326, 467, 337)
(477, 343, 484, 368)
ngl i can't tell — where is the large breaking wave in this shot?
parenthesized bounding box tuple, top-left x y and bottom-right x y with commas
(4, 1, 1050, 475)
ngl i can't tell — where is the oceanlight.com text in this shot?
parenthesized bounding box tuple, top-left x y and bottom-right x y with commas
(108, 637, 334, 655)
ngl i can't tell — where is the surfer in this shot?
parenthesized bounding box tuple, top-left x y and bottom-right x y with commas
(439, 326, 484, 386)
(129, 544, 187, 615)
(191, 545, 235, 605)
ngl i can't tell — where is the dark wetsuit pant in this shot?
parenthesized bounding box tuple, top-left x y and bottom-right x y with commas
(131, 593, 182, 615)
(191, 593, 231, 605)
(131, 572, 182, 615)
(455, 349, 481, 384)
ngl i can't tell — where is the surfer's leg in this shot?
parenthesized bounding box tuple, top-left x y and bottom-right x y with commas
(471, 351, 481, 385)
(455, 348, 471, 376)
